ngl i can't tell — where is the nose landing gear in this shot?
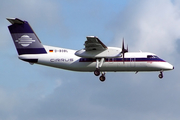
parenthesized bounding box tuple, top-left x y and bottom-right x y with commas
(158, 71, 163, 79)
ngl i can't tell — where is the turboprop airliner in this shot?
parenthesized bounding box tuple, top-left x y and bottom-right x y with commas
(7, 18, 174, 82)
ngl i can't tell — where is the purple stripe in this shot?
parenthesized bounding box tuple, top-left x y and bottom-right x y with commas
(20, 59, 38, 63)
(8, 21, 34, 33)
(17, 48, 47, 55)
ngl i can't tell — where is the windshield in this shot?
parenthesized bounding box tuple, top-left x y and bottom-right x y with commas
(147, 55, 159, 58)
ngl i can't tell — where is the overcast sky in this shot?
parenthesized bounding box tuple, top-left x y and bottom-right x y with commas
(0, 0, 180, 120)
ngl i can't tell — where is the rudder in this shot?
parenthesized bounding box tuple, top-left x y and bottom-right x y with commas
(7, 18, 47, 55)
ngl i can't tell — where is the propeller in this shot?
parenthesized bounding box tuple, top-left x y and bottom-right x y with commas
(121, 38, 128, 63)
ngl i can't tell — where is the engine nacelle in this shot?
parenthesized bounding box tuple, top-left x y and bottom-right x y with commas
(75, 47, 122, 58)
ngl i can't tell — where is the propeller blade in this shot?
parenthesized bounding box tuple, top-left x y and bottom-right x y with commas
(121, 38, 128, 64)
(122, 38, 125, 63)
(122, 38, 125, 52)
(126, 44, 128, 52)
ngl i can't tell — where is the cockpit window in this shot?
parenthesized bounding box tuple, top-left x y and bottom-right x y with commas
(153, 56, 159, 58)
(147, 55, 159, 58)
(147, 55, 153, 58)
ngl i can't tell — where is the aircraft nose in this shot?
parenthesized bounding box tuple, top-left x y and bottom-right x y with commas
(165, 62, 174, 70)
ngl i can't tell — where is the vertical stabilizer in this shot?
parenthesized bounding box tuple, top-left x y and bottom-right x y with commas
(7, 18, 47, 55)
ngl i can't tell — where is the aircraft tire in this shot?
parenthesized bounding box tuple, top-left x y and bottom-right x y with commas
(94, 69, 100, 76)
(158, 74, 163, 79)
(99, 75, 105, 82)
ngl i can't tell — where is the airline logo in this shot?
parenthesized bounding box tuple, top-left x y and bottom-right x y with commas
(15, 35, 35, 47)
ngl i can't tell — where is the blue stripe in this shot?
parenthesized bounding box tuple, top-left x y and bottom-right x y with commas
(20, 59, 38, 63)
(8, 21, 34, 33)
(17, 48, 47, 55)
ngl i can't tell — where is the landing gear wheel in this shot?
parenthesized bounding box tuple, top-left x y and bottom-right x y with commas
(94, 68, 100, 76)
(158, 71, 163, 79)
(99, 75, 105, 82)
(158, 74, 163, 79)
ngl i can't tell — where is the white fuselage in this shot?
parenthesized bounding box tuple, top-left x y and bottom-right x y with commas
(18, 45, 174, 72)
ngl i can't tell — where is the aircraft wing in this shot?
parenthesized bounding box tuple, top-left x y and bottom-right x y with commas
(84, 36, 107, 51)
(75, 36, 121, 58)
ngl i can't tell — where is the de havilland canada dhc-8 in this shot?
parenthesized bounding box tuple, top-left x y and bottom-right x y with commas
(7, 18, 174, 82)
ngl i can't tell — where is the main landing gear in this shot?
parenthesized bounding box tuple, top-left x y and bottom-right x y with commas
(99, 73, 106, 82)
(94, 58, 106, 82)
(94, 68, 100, 76)
(94, 69, 106, 82)
(158, 71, 163, 79)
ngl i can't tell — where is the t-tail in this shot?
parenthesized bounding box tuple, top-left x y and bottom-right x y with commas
(7, 18, 47, 55)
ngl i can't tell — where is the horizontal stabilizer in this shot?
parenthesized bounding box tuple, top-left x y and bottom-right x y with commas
(6, 18, 24, 24)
